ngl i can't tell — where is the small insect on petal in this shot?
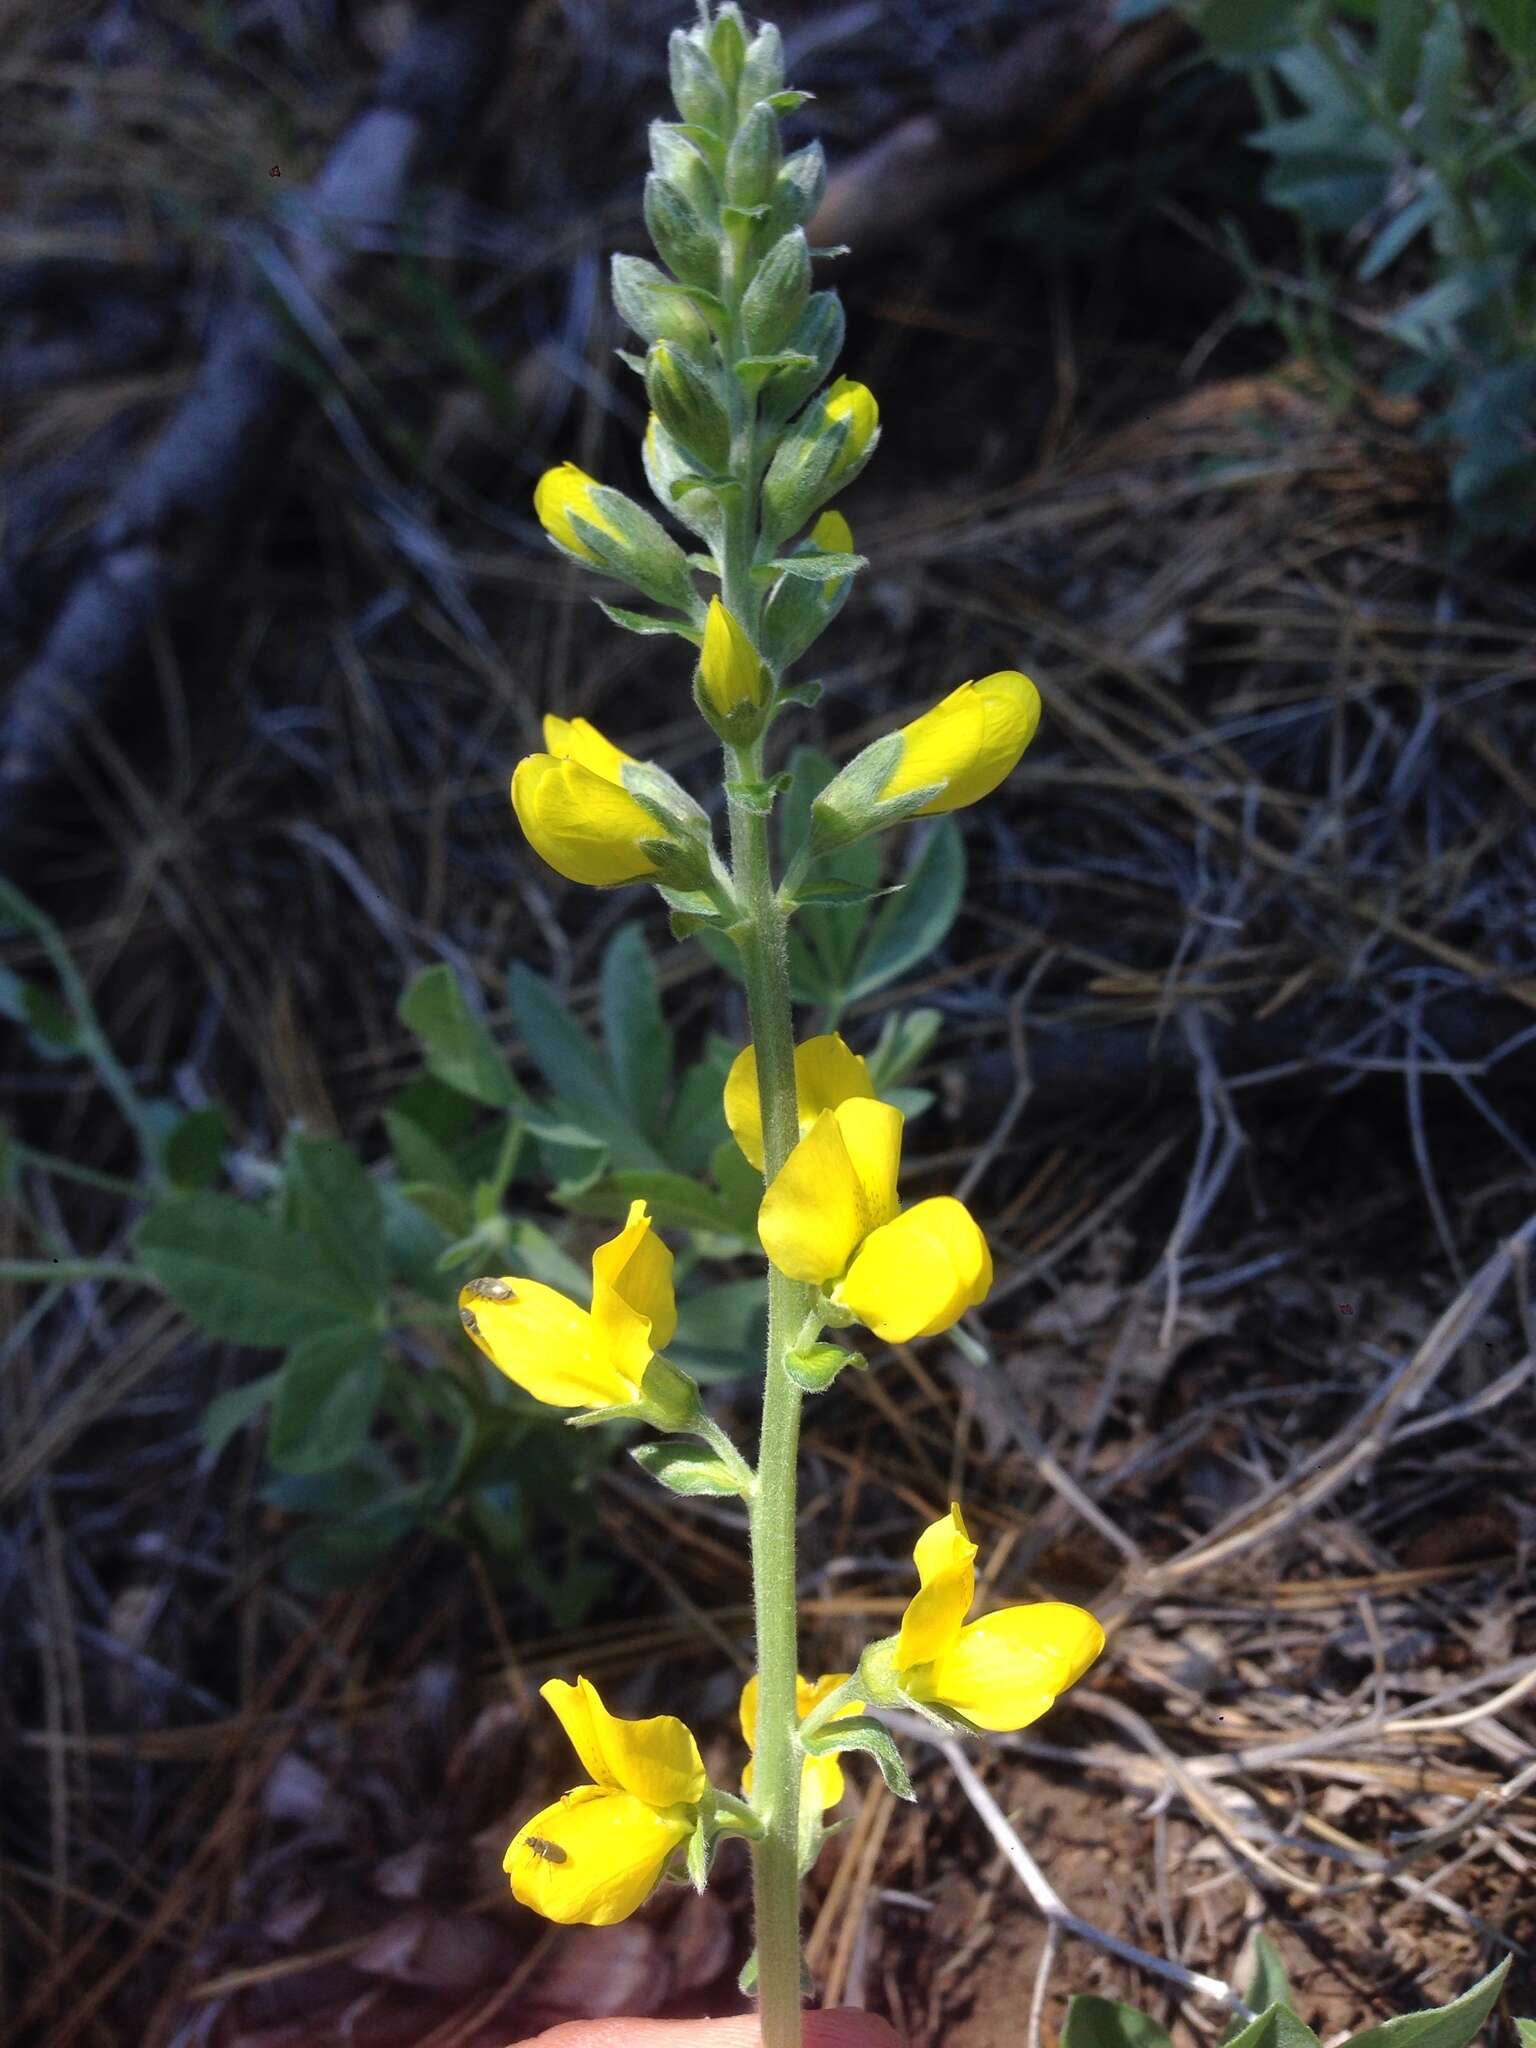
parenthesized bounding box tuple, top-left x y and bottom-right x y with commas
(525, 1835, 568, 1864)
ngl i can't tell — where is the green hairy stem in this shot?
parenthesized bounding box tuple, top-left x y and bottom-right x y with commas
(718, 158, 812, 2048)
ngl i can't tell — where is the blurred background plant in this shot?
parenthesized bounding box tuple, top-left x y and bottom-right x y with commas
(2, 805, 958, 1601)
(1144, 0, 1536, 534)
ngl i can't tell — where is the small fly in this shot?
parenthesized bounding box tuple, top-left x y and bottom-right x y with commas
(525, 1835, 568, 1864)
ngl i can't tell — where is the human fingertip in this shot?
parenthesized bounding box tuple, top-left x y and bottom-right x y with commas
(803, 2010, 903, 2048)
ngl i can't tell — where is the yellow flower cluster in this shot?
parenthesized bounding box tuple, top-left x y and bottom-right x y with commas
(729, 1033, 991, 1342)
(492, 217, 1083, 1951)
(508, 1506, 1104, 1926)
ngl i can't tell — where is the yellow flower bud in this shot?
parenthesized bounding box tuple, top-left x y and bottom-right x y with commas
(510, 714, 661, 888)
(533, 461, 624, 565)
(823, 377, 878, 476)
(810, 510, 852, 554)
(892, 1505, 1104, 1733)
(699, 597, 767, 716)
(880, 671, 1041, 817)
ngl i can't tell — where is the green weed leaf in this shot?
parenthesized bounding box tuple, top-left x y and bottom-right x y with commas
(269, 1327, 386, 1475)
(1062, 1998, 1176, 2048)
(139, 1192, 376, 1345)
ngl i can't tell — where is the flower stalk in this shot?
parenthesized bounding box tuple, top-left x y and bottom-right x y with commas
(493, 10, 1099, 2044)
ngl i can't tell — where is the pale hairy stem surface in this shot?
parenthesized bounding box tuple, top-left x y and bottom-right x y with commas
(719, 215, 812, 2048)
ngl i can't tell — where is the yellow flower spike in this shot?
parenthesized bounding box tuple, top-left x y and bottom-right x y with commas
(740, 1671, 861, 1810)
(823, 377, 879, 476)
(835, 1195, 993, 1344)
(504, 1676, 706, 1925)
(879, 671, 1042, 817)
(757, 1097, 903, 1285)
(533, 460, 624, 565)
(700, 596, 767, 716)
(460, 1199, 675, 1410)
(724, 1031, 876, 1173)
(511, 714, 663, 888)
(893, 1505, 1105, 1734)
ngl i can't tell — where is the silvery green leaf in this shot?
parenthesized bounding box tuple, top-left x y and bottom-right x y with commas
(801, 1714, 915, 1800)
(783, 1340, 859, 1391)
(734, 350, 817, 396)
(761, 551, 864, 581)
(595, 601, 702, 645)
(631, 1438, 748, 1499)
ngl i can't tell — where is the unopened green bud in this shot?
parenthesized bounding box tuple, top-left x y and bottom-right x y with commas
(643, 413, 724, 546)
(637, 1354, 705, 1433)
(737, 22, 785, 111)
(806, 731, 904, 854)
(708, 6, 748, 97)
(650, 121, 717, 220)
(726, 100, 782, 209)
(741, 228, 811, 355)
(611, 254, 713, 350)
(669, 27, 727, 131)
(644, 175, 720, 291)
(772, 142, 827, 230)
(645, 341, 730, 471)
(760, 292, 845, 421)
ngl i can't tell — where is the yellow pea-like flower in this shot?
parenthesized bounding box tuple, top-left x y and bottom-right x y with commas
(879, 671, 1041, 817)
(753, 1079, 991, 1342)
(723, 1031, 875, 1172)
(511, 713, 664, 888)
(460, 1198, 676, 1410)
(895, 1505, 1104, 1733)
(534, 461, 624, 565)
(700, 597, 767, 716)
(757, 1096, 903, 1287)
(740, 1671, 862, 1811)
(835, 1196, 992, 1344)
(506, 1676, 707, 1925)
(823, 377, 879, 476)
